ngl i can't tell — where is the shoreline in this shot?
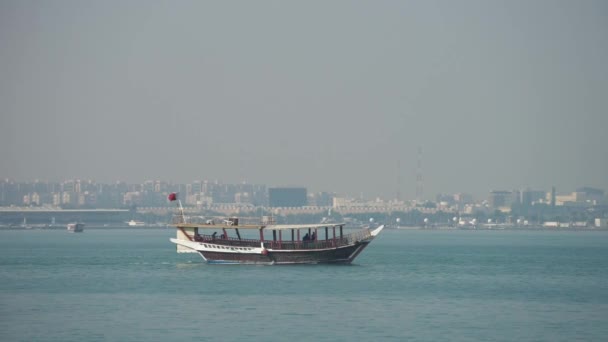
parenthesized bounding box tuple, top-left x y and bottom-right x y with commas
(0, 225, 170, 230)
(1, 225, 607, 232)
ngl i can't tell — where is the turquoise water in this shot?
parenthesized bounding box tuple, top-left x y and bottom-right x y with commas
(1, 229, 607, 341)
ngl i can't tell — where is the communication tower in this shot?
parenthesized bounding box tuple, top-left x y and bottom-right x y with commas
(396, 159, 402, 201)
(416, 146, 423, 201)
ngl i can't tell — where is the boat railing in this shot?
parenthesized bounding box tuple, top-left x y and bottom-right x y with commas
(265, 239, 346, 250)
(192, 228, 373, 250)
(194, 234, 261, 247)
(266, 228, 372, 249)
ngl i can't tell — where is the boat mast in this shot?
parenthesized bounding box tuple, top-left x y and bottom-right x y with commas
(177, 199, 186, 223)
(169, 192, 186, 224)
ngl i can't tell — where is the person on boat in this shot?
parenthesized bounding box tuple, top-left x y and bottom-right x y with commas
(303, 233, 310, 241)
(311, 232, 316, 241)
(212, 232, 217, 239)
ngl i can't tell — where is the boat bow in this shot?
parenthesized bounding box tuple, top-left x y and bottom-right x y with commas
(370, 225, 384, 237)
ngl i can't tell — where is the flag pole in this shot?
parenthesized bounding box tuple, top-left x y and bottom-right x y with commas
(178, 199, 185, 223)
(169, 192, 185, 224)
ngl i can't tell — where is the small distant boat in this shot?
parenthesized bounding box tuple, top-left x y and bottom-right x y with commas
(67, 223, 85, 233)
(126, 220, 146, 227)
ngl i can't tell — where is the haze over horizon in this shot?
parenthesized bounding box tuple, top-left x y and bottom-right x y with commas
(1, 0, 607, 200)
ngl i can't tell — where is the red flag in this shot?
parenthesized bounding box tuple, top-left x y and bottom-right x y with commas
(168, 193, 177, 201)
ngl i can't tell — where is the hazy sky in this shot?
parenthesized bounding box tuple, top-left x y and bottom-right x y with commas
(1, 0, 607, 199)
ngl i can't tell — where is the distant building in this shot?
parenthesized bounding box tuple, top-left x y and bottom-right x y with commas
(453, 193, 473, 205)
(516, 189, 545, 206)
(332, 197, 352, 208)
(576, 187, 605, 204)
(62, 180, 75, 193)
(308, 192, 334, 207)
(550, 187, 606, 207)
(488, 190, 513, 209)
(435, 194, 455, 205)
(269, 187, 307, 207)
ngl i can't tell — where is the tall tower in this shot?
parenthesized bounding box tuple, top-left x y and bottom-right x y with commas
(396, 159, 402, 201)
(416, 146, 423, 201)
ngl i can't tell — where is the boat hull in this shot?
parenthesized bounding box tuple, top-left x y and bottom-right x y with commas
(198, 241, 371, 265)
(170, 225, 384, 265)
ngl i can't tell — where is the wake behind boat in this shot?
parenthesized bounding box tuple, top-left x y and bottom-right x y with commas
(167, 193, 383, 265)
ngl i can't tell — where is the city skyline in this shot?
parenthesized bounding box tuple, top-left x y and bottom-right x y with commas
(1, 176, 603, 204)
(2, 177, 605, 230)
(2, 1, 607, 199)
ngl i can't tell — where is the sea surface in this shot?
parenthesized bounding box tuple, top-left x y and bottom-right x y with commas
(1, 228, 607, 341)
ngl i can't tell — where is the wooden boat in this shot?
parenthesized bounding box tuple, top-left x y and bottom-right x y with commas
(169, 213, 384, 265)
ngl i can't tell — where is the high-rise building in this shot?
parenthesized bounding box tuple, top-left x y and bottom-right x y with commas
(488, 190, 513, 209)
(520, 189, 545, 206)
(269, 188, 307, 207)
